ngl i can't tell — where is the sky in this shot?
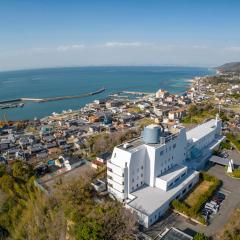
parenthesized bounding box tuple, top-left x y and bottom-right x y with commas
(0, 0, 240, 71)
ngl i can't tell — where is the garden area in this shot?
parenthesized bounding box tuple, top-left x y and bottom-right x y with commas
(229, 168, 240, 179)
(184, 180, 216, 208)
(171, 172, 221, 224)
(225, 133, 240, 152)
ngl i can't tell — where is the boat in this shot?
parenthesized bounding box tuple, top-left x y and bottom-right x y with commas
(0, 102, 25, 109)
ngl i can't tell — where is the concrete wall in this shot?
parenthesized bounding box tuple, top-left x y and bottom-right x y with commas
(128, 147, 146, 193)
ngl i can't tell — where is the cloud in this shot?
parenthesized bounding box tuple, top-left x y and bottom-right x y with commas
(103, 42, 149, 47)
(191, 45, 208, 49)
(57, 44, 85, 52)
(224, 46, 240, 52)
(32, 47, 49, 53)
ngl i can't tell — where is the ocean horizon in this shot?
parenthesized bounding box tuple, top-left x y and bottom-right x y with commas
(0, 66, 215, 121)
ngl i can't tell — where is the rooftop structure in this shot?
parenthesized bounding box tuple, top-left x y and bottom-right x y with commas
(160, 227, 193, 240)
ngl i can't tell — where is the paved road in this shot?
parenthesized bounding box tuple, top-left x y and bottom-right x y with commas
(143, 164, 240, 239)
(225, 149, 240, 165)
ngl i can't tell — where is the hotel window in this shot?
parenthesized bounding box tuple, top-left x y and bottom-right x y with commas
(181, 172, 186, 178)
(174, 177, 180, 182)
(132, 178, 134, 183)
(141, 165, 144, 170)
(141, 173, 143, 177)
(173, 143, 176, 148)
(160, 151, 163, 156)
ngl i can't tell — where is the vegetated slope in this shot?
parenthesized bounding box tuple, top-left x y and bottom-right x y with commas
(217, 62, 240, 73)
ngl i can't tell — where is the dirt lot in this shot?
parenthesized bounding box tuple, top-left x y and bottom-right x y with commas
(41, 164, 95, 192)
(184, 180, 214, 207)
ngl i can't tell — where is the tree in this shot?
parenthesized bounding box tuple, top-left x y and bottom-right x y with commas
(194, 233, 209, 240)
(0, 226, 9, 240)
(12, 192, 65, 240)
(0, 164, 6, 177)
(0, 175, 14, 193)
(12, 160, 33, 182)
(58, 178, 138, 240)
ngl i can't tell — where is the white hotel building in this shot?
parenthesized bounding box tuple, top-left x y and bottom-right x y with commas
(107, 116, 224, 228)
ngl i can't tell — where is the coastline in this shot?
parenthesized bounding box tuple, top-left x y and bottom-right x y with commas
(187, 68, 217, 92)
(0, 66, 214, 121)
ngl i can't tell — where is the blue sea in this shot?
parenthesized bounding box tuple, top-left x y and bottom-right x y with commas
(0, 66, 215, 120)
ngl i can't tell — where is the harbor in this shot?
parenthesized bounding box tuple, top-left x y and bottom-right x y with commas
(0, 103, 24, 110)
(0, 87, 105, 109)
(0, 66, 214, 120)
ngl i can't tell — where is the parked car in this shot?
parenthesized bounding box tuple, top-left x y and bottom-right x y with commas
(216, 192, 225, 200)
(212, 196, 223, 204)
(205, 203, 218, 214)
(202, 208, 213, 215)
(202, 212, 210, 221)
(210, 201, 219, 208)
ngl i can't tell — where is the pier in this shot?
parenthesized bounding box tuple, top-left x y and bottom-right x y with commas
(122, 91, 153, 95)
(39, 87, 105, 102)
(0, 87, 105, 108)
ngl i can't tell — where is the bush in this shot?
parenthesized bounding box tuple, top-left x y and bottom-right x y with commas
(194, 233, 209, 240)
(220, 140, 231, 150)
(226, 133, 240, 151)
(231, 169, 240, 178)
(171, 173, 221, 224)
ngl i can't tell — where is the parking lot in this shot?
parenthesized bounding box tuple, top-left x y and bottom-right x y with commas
(143, 164, 240, 239)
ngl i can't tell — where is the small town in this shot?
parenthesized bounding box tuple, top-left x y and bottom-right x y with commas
(1, 1, 240, 239)
(1, 64, 240, 240)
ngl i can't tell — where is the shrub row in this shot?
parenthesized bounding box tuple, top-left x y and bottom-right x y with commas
(193, 173, 221, 213)
(230, 169, 240, 178)
(172, 199, 206, 224)
(171, 172, 221, 224)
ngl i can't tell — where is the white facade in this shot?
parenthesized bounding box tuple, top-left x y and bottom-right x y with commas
(107, 117, 223, 228)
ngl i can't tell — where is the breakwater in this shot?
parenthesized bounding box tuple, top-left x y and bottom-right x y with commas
(0, 87, 105, 105)
(0, 66, 214, 120)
